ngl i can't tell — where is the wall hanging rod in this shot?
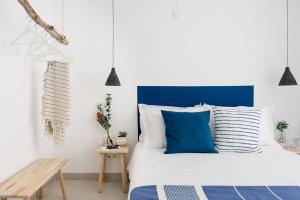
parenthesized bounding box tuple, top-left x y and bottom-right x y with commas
(18, 0, 69, 45)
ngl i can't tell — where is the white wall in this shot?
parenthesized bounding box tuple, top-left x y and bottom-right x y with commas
(0, 1, 38, 181)
(0, 46, 37, 181)
(57, 0, 300, 173)
(1, 0, 300, 176)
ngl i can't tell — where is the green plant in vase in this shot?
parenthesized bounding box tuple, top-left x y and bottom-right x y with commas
(275, 120, 289, 144)
(96, 94, 118, 149)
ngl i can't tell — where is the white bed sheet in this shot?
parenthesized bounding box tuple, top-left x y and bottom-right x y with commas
(128, 143, 300, 194)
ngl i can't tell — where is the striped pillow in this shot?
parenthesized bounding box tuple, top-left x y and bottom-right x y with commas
(213, 106, 262, 153)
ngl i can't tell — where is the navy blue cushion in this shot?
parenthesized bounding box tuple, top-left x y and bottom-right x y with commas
(161, 110, 217, 154)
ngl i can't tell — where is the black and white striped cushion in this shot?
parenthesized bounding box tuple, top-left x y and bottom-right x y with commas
(213, 107, 262, 153)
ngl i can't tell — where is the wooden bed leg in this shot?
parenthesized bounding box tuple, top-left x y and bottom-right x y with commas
(58, 170, 67, 200)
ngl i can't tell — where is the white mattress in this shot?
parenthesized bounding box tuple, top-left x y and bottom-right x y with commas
(128, 143, 300, 193)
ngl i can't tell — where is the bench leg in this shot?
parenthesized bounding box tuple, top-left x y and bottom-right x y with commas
(36, 187, 43, 199)
(39, 187, 43, 199)
(58, 170, 67, 200)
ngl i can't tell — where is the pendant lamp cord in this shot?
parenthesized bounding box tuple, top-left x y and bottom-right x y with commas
(62, 0, 64, 34)
(112, 0, 115, 68)
(286, 0, 289, 66)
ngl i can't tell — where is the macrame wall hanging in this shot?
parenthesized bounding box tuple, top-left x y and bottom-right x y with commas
(42, 61, 70, 149)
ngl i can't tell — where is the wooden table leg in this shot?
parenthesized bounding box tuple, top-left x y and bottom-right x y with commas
(98, 154, 107, 193)
(103, 154, 107, 182)
(58, 170, 67, 200)
(119, 153, 127, 193)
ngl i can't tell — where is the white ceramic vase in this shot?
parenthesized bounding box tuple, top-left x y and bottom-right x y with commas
(116, 137, 128, 147)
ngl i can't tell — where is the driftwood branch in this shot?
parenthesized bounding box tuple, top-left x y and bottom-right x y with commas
(18, 0, 69, 45)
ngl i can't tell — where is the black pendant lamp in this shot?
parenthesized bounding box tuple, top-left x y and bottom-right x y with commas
(105, 67, 120, 86)
(279, 67, 297, 86)
(279, 0, 297, 86)
(105, 0, 121, 86)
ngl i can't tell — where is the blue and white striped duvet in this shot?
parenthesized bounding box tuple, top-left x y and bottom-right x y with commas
(130, 185, 300, 200)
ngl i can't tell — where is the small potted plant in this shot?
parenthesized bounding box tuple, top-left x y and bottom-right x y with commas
(116, 131, 128, 147)
(96, 94, 118, 149)
(275, 120, 289, 144)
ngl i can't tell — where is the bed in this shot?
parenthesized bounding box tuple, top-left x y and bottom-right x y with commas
(128, 86, 300, 200)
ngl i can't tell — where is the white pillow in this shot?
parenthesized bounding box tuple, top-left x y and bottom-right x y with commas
(259, 106, 280, 147)
(202, 104, 279, 147)
(201, 104, 215, 136)
(138, 104, 209, 148)
(138, 106, 147, 143)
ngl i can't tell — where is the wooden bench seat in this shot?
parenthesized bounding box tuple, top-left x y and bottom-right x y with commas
(0, 158, 68, 200)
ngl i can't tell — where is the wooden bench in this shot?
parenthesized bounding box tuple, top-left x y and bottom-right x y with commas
(0, 158, 68, 200)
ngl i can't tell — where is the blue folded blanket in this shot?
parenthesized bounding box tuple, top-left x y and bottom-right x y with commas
(130, 185, 300, 200)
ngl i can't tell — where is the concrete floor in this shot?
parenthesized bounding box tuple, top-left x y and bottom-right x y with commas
(42, 179, 128, 200)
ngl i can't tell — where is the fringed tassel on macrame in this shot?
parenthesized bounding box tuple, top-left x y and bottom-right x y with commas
(44, 119, 69, 149)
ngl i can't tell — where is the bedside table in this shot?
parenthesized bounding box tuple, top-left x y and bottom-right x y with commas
(96, 146, 129, 193)
(281, 144, 300, 155)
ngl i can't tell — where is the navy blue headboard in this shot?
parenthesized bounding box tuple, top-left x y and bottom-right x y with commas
(137, 86, 254, 139)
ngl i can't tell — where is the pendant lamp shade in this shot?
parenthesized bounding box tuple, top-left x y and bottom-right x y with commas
(105, 67, 121, 86)
(279, 67, 297, 86)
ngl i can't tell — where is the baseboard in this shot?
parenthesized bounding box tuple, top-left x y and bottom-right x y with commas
(63, 173, 121, 181)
